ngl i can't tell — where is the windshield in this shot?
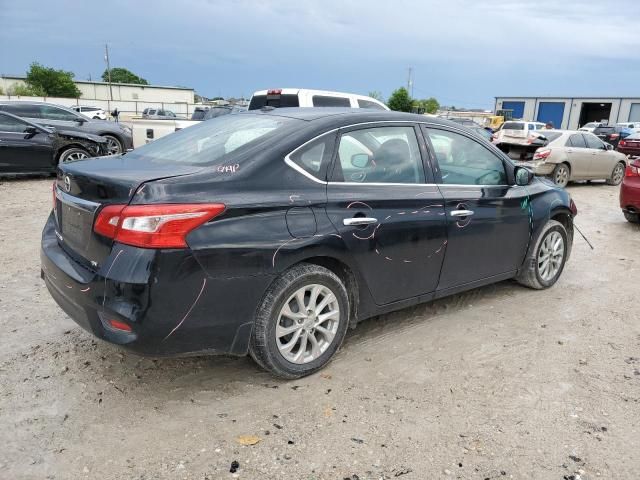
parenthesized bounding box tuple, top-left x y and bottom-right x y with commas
(502, 122, 524, 130)
(127, 114, 295, 165)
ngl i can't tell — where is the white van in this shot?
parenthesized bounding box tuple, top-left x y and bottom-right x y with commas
(248, 88, 389, 111)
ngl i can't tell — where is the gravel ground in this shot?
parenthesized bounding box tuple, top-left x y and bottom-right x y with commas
(1, 178, 639, 480)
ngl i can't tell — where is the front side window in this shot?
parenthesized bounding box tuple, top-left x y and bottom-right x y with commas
(0, 114, 29, 133)
(357, 99, 386, 110)
(425, 128, 507, 185)
(332, 126, 423, 184)
(567, 134, 586, 148)
(312, 95, 351, 108)
(39, 105, 79, 121)
(584, 134, 605, 150)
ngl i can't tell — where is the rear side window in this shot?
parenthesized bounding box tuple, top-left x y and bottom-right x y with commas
(288, 133, 336, 180)
(502, 122, 524, 130)
(425, 128, 506, 186)
(312, 95, 351, 107)
(0, 103, 42, 118)
(567, 134, 586, 148)
(357, 99, 386, 110)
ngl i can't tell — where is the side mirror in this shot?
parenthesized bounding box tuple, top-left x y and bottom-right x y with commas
(606, 143, 613, 151)
(515, 166, 534, 186)
(351, 153, 371, 169)
(75, 117, 86, 124)
(24, 126, 39, 135)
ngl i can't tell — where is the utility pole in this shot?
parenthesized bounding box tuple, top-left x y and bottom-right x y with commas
(104, 44, 113, 102)
(407, 67, 413, 97)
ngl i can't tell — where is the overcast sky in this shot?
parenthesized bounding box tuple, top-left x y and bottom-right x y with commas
(1, 0, 639, 108)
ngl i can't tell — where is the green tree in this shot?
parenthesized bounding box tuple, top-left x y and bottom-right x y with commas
(368, 91, 384, 102)
(25, 62, 81, 98)
(414, 97, 440, 114)
(102, 67, 149, 85)
(386, 87, 413, 112)
(8, 83, 45, 96)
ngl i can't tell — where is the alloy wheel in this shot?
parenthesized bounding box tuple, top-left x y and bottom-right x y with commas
(276, 284, 340, 364)
(612, 163, 625, 185)
(62, 150, 88, 163)
(554, 166, 569, 187)
(537, 231, 565, 281)
(103, 136, 122, 155)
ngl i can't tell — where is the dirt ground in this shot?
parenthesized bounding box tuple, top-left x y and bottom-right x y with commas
(1, 178, 639, 480)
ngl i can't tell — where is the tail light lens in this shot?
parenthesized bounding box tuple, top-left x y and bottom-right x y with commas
(569, 198, 578, 216)
(610, 133, 620, 140)
(267, 89, 283, 95)
(626, 163, 640, 177)
(619, 139, 626, 147)
(533, 149, 551, 160)
(94, 203, 226, 248)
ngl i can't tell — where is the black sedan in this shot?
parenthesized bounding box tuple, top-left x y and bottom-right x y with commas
(0, 111, 107, 175)
(41, 108, 576, 378)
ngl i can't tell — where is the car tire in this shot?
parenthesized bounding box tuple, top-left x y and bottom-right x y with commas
(249, 263, 350, 379)
(102, 134, 123, 155)
(58, 147, 90, 165)
(551, 163, 570, 188)
(516, 219, 568, 290)
(606, 162, 626, 186)
(623, 210, 640, 223)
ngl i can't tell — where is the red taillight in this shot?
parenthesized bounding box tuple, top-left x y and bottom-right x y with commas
(108, 319, 132, 332)
(626, 163, 640, 177)
(94, 203, 226, 249)
(267, 89, 282, 95)
(619, 139, 626, 147)
(533, 149, 551, 160)
(610, 133, 619, 140)
(569, 198, 578, 216)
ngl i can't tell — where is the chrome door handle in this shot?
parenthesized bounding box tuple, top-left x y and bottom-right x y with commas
(343, 217, 378, 226)
(450, 210, 474, 217)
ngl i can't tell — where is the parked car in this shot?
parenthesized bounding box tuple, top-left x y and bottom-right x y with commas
(467, 125, 494, 142)
(494, 121, 548, 159)
(248, 88, 389, 111)
(190, 107, 209, 120)
(617, 132, 640, 157)
(42, 109, 576, 378)
(71, 106, 107, 120)
(142, 108, 178, 119)
(578, 122, 603, 133)
(620, 158, 640, 223)
(446, 117, 482, 128)
(203, 105, 246, 120)
(0, 111, 107, 175)
(592, 125, 632, 148)
(0, 101, 132, 155)
(615, 122, 640, 133)
(517, 130, 627, 187)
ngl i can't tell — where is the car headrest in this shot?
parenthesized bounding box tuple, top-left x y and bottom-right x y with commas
(374, 138, 410, 166)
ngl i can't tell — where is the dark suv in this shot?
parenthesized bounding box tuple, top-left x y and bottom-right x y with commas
(592, 125, 630, 149)
(0, 101, 133, 155)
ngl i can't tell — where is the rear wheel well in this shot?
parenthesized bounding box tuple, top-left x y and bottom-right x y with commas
(297, 257, 359, 328)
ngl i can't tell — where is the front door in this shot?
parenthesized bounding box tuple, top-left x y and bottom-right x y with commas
(422, 125, 531, 291)
(0, 115, 54, 173)
(325, 124, 447, 305)
(583, 133, 615, 178)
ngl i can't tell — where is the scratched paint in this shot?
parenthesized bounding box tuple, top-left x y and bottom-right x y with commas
(163, 277, 208, 341)
(102, 249, 124, 308)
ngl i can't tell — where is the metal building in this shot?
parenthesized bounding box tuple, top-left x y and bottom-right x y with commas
(495, 96, 640, 129)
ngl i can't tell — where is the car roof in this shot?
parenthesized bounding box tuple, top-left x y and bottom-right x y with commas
(240, 107, 469, 128)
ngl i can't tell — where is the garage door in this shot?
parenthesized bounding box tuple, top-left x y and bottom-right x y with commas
(537, 102, 565, 129)
(629, 103, 640, 122)
(501, 101, 525, 119)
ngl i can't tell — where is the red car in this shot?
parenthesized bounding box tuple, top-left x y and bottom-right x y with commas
(620, 158, 640, 223)
(618, 133, 640, 158)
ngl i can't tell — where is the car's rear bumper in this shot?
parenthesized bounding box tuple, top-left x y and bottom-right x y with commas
(618, 146, 640, 157)
(41, 213, 271, 357)
(513, 160, 555, 176)
(620, 176, 640, 215)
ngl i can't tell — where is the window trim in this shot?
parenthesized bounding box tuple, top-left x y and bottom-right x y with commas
(283, 121, 515, 187)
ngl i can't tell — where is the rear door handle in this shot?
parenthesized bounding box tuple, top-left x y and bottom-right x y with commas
(343, 217, 378, 226)
(450, 210, 474, 217)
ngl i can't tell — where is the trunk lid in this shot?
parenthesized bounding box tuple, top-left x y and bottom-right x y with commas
(54, 155, 203, 269)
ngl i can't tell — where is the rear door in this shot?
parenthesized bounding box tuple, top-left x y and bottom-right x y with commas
(325, 123, 447, 305)
(422, 125, 530, 291)
(0, 114, 54, 173)
(565, 133, 592, 179)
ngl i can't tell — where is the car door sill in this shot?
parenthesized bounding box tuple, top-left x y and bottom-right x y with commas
(433, 271, 517, 299)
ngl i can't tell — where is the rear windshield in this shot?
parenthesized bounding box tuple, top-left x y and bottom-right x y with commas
(127, 114, 295, 165)
(540, 132, 562, 142)
(502, 122, 524, 130)
(248, 94, 300, 110)
(626, 133, 640, 140)
(594, 127, 615, 133)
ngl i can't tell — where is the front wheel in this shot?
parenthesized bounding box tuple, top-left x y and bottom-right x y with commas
(102, 134, 123, 155)
(516, 219, 568, 289)
(249, 263, 350, 379)
(551, 164, 570, 188)
(58, 147, 90, 164)
(606, 162, 625, 186)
